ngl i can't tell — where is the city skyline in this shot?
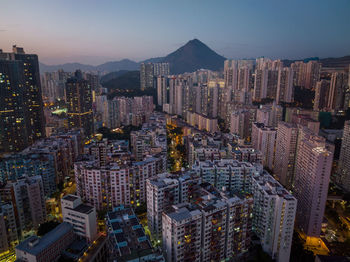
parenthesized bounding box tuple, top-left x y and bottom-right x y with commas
(1, 1, 350, 261)
(1, 0, 350, 65)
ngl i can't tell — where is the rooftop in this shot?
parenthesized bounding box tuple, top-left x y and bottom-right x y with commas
(107, 205, 153, 260)
(62, 194, 79, 202)
(16, 222, 73, 256)
(73, 204, 95, 214)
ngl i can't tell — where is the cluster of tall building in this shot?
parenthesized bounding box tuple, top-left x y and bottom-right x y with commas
(159, 73, 226, 124)
(0, 46, 45, 153)
(0, 130, 83, 256)
(154, 58, 296, 134)
(75, 113, 167, 210)
(65, 70, 94, 137)
(95, 95, 154, 128)
(1, 42, 350, 262)
(151, 57, 350, 261)
(313, 69, 350, 112)
(0, 176, 46, 237)
(41, 70, 71, 102)
(291, 60, 321, 90)
(140, 62, 170, 90)
(0, 130, 82, 189)
(41, 69, 100, 103)
(146, 159, 296, 262)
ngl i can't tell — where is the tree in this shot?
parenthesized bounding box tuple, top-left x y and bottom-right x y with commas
(37, 221, 60, 236)
(176, 144, 186, 154)
(248, 244, 274, 262)
(135, 203, 147, 215)
(289, 232, 315, 262)
(97, 209, 107, 220)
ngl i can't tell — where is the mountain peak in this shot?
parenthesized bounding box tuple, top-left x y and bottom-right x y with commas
(187, 38, 203, 45)
(183, 39, 208, 49)
(163, 39, 226, 74)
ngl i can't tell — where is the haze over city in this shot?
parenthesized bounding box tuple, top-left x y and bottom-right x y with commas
(1, 0, 350, 65)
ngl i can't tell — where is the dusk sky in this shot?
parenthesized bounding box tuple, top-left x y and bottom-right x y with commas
(1, 0, 349, 65)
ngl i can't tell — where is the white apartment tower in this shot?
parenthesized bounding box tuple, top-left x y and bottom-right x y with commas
(250, 171, 297, 262)
(293, 130, 333, 237)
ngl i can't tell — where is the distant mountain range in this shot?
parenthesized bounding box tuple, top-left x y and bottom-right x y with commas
(39, 39, 350, 74)
(39, 39, 225, 74)
(282, 56, 350, 68)
(39, 59, 139, 73)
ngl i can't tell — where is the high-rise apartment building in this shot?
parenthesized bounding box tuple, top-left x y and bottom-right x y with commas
(253, 69, 268, 101)
(105, 96, 154, 128)
(314, 80, 330, 111)
(0, 152, 57, 196)
(230, 108, 256, 140)
(66, 70, 93, 137)
(75, 156, 164, 210)
(0, 176, 46, 236)
(293, 130, 333, 237)
(250, 171, 297, 262)
(153, 62, 170, 77)
(224, 59, 238, 89)
(227, 144, 263, 165)
(224, 59, 254, 91)
(0, 46, 45, 152)
(162, 186, 253, 262)
(305, 61, 321, 90)
(327, 72, 349, 111)
(266, 70, 279, 100)
(274, 122, 298, 190)
(140, 63, 154, 90)
(186, 112, 219, 133)
(75, 161, 131, 210)
(192, 159, 296, 262)
(192, 159, 259, 192)
(256, 58, 283, 71)
(276, 67, 294, 103)
(291, 61, 306, 87)
(291, 61, 321, 90)
(146, 172, 200, 241)
(338, 121, 350, 192)
(141, 62, 168, 91)
(41, 70, 71, 102)
(0, 203, 18, 255)
(206, 80, 224, 118)
(256, 103, 283, 128)
(157, 76, 168, 106)
(251, 122, 276, 170)
(162, 204, 203, 262)
(147, 174, 180, 241)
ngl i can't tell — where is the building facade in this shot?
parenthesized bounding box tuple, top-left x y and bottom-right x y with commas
(66, 70, 93, 137)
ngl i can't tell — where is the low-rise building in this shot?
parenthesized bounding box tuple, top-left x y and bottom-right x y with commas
(15, 222, 76, 262)
(61, 194, 97, 242)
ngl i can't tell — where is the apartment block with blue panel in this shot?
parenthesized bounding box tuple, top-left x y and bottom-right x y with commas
(106, 205, 164, 262)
